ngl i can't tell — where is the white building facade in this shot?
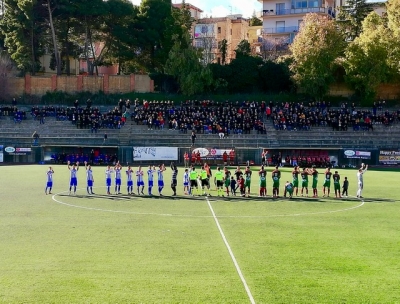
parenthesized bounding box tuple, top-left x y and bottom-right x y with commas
(258, 0, 336, 45)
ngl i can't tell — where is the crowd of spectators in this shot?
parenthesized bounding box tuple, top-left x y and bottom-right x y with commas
(131, 99, 268, 135)
(268, 151, 332, 168)
(51, 151, 118, 165)
(30, 99, 130, 132)
(271, 100, 398, 131)
(0, 106, 27, 123)
(3, 97, 400, 137)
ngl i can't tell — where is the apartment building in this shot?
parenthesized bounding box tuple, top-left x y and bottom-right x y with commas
(172, 3, 203, 20)
(193, 14, 249, 64)
(248, 25, 263, 55)
(257, 0, 387, 50)
(258, 0, 336, 46)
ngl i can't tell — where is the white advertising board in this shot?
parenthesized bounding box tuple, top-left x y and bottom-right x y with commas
(133, 147, 178, 161)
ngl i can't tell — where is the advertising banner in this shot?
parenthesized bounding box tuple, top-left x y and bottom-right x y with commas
(192, 148, 234, 160)
(5, 147, 32, 156)
(133, 147, 178, 161)
(379, 150, 400, 165)
(0, 145, 3, 163)
(194, 24, 215, 38)
(343, 150, 371, 159)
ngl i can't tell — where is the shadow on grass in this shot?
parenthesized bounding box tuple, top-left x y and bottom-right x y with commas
(55, 193, 397, 203)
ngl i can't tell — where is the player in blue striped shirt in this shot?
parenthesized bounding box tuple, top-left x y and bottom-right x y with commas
(45, 166, 54, 195)
(157, 164, 166, 196)
(67, 161, 79, 195)
(84, 161, 95, 195)
(114, 162, 122, 194)
(183, 168, 189, 195)
(147, 165, 155, 195)
(126, 166, 134, 195)
(136, 166, 145, 195)
(105, 165, 113, 195)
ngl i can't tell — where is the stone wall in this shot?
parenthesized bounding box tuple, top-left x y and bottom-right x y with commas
(0, 74, 154, 98)
(329, 83, 400, 100)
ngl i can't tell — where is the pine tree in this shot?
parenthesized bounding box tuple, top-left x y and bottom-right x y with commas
(336, 0, 373, 41)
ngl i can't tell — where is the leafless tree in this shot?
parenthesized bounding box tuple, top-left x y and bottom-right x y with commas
(260, 36, 289, 60)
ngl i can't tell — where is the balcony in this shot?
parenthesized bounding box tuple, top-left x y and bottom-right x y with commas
(260, 7, 335, 17)
(262, 26, 299, 34)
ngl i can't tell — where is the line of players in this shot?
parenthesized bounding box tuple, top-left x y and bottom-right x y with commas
(44, 162, 368, 198)
(184, 164, 366, 199)
(45, 161, 174, 196)
(192, 165, 347, 199)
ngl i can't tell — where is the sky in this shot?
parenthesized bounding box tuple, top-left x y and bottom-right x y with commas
(130, 0, 262, 18)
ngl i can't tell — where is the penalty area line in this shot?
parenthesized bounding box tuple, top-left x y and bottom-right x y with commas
(206, 197, 256, 304)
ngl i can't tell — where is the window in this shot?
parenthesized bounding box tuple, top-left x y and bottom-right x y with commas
(218, 27, 221, 34)
(298, 19, 303, 29)
(295, 0, 307, 8)
(276, 3, 285, 14)
(308, 0, 320, 8)
(276, 21, 285, 33)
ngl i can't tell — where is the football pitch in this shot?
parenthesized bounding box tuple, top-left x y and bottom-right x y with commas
(0, 165, 399, 303)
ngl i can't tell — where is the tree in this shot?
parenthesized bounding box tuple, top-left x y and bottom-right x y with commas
(249, 11, 262, 26)
(137, 0, 175, 72)
(227, 55, 262, 93)
(209, 63, 230, 93)
(290, 13, 345, 100)
(165, 32, 212, 95)
(98, 0, 139, 74)
(260, 36, 288, 61)
(45, 0, 61, 75)
(80, 0, 107, 75)
(336, 0, 373, 41)
(0, 48, 14, 76)
(235, 39, 251, 57)
(259, 60, 293, 93)
(218, 39, 228, 65)
(344, 12, 395, 101)
(0, 0, 46, 75)
(51, 0, 85, 75)
(386, 0, 400, 73)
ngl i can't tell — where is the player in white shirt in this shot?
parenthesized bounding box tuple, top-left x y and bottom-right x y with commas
(183, 168, 189, 195)
(356, 164, 368, 198)
(126, 166, 134, 195)
(67, 161, 79, 195)
(157, 164, 166, 196)
(136, 166, 145, 195)
(105, 165, 113, 195)
(85, 161, 94, 194)
(147, 165, 155, 195)
(84, 161, 95, 195)
(45, 166, 54, 195)
(114, 162, 122, 194)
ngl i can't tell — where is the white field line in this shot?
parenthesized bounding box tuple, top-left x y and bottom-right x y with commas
(206, 197, 256, 304)
(52, 190, 175, 216)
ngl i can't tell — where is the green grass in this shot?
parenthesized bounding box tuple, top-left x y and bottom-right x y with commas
(0, 165, 399, 303)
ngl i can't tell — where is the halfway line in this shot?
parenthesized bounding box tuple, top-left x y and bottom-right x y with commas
(206, 197, 256, 304)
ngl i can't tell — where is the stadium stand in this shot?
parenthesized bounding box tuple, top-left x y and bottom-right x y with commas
(1, 99, 400, 150)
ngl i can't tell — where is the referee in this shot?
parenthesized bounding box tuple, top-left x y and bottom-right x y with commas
(214, 167, 224, 197)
